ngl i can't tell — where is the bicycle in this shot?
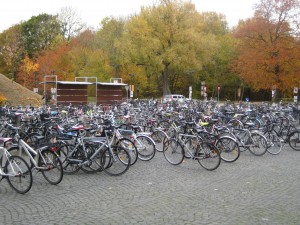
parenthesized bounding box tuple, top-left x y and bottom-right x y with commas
(7, 126, 63, 185)
(0, 137, 33, 194)
(163, 133, 221, 171)
(99, 125, 138, 166)
(288, 130, 300, 151)
(118, 128, 156, 161)
(263, 118, 299, 154)
(58, 129, 131, 176)
(230, 125, 268, 156)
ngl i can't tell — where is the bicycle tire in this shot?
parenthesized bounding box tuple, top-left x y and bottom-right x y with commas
(39, 149, 63, 185)
(82, 142, 107, 173)
(135, 135, 156, 161)
(184, 136, 202, 159)
(264, 132, 284, 155)
(151, 129, 169, 152)
(100, 145, 130, 176)
(248, 133, 268, 156)
(5, 155, 33, 194)
(288, 131, 300, 151)
(196, 142, 221, 171)
(227, 118, 244, 129)
(157, 120, 171, 131)
(7, 146, 33, 169)
(116, 138, 138, 165)
(163, 138, 184, 165)
(57, 144, 81, 174)
(79, 144, 100, 173)
(216, 136, 240, 162)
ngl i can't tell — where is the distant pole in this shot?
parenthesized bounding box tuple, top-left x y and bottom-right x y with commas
(294, 87, 298, 104)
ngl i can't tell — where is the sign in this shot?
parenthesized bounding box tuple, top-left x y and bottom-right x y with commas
(294, 96, 298, 103)
(130, 91, 133, 98)
(130, 85, 134, 92)
(51, 88, 56, 94)
(33, 88, 38, 93)
(245, 97, 250, 102)
(294, 87, 298, 94)
(189, 86, 192, 99)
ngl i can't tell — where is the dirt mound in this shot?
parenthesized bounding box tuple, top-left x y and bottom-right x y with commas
(0, 73, 43, 107)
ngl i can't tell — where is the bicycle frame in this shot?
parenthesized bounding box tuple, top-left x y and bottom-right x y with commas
(66, 130, 118, 166)
(176, 133, 201, 158)
(231, 129, 257, 148)
(17, 138, 49, 170)
(0, 146, 14, 176)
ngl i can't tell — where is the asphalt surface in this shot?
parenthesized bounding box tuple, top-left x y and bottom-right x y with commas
(0, 144, 300, 225)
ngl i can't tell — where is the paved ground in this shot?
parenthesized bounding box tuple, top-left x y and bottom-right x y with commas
(0, 145, 300, 225)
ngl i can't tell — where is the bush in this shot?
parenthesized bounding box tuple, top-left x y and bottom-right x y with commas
(0, 93, 7, 106)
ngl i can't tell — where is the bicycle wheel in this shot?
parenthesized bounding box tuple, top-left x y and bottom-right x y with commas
(196, 142, 221, 171)
(116, 138, 138, 165)
(5, 155, 33, 194)
(216, 136, 240, 162)
(248, 133, 268, 156)
(57, 144, 81, 174)
(264, 132, 284, 155)
(184, 136, 201, 159)
(135, 135, 156, 161)
(288, 131, 300, 151)
(39, 149, 63, 185)
(79, 144, 99, 173)
(227, 119, 244, 129)
(157, 120, 171, 131)
(163, 138, 184, 165)
(7, 146, 33, 168)
(100, 145, 130, 176)
(82, 142, 107, 173)
(151, 129, 168, 152)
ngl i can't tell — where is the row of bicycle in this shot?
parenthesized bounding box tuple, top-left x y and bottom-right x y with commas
(0, 101, 300, 194)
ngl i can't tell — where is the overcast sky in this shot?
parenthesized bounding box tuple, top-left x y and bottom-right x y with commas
(0, 0, 260, 32)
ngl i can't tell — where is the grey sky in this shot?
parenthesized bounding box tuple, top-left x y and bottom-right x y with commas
(0, 0, 260, 32)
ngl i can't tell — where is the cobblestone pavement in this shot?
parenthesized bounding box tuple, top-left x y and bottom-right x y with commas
(0, 145, 300, 225)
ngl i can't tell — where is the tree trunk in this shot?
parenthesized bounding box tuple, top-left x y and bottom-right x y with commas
(162, 64, 171, 96)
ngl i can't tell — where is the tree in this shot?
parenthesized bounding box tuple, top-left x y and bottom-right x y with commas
(95, 17, 126, 78)
(120, 0, 218, 96)
(35, 41, 72, 81)
(17, 54, 39, 89)
(197, 12, 240, 99)
(21, 13, 62, 58)
(68, 30, 112, 81)
(233, 0, 300, 95)
(58, 6, 86, 41)
(0, 25, 24, 80)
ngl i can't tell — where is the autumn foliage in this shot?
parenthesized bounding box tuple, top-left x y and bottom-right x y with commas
(0, 0, 299, 100)
(233, 0, 300, 96)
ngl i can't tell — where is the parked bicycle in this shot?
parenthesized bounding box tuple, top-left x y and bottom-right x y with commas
(0, 137, 33, 193)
